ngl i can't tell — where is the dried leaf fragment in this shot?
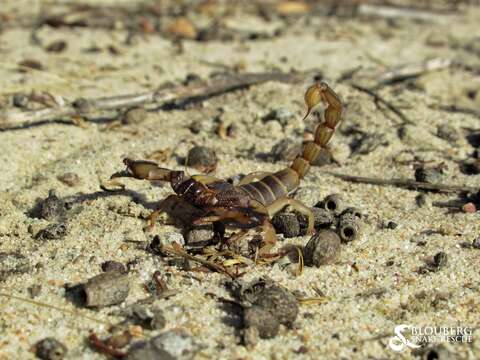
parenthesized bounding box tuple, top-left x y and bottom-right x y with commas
(167, 18, 197, 39)
(276, 1, 309, 15)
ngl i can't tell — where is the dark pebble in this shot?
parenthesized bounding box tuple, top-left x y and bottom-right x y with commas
(39, 190, 66, 221)
(13, 93, 29, 108)
(473, 237, 480, 249)
(188, 120, 203, 134)
(253, 286, 299, 326)
(81, 271, 130, 307)
(57, 172, 80, 187)
(433, 251, 448, 268)
(415, 167, 442, 184)
(272, 213, 300, 238)
(303, 230, 341, 267)
(101, 261, 126, 273)
(386, 221, 398, 229)
(35, 337, 67, 360)
(270, 139, 302, 162)
(415, 194, 428, 207)
(186, 146, 217, 170)
(35, 223, 68, 241)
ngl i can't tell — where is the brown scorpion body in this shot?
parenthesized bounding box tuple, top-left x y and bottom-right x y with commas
(109, 82, 342, 253)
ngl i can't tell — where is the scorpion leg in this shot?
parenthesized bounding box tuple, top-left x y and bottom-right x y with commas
(266, 198, 314, 235)
(145, 194, 180, 232)
(238, 171, 272, 186)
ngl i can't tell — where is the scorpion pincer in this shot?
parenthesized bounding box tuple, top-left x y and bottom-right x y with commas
(108, 82, 343, 255)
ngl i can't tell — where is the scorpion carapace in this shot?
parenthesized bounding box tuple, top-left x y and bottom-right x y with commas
(109, 82, 342, 254)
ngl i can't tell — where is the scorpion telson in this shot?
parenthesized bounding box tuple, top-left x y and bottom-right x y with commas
(108, 82, 342, 254)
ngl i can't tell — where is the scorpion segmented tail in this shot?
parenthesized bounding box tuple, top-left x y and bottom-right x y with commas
(290, 82, 342, 179)
(239, 82, 342, 206)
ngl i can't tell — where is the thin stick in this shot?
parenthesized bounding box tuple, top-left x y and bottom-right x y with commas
(374, 58, 452, 87)
(327, 172, 478, 193)
(0, 71, 307, 129)
(350, 84, 414, 125)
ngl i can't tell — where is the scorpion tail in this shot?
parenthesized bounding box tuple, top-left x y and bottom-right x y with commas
(290, 82, 343, 179)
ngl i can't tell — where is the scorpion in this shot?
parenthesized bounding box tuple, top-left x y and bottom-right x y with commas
(108, 82, 342, 255)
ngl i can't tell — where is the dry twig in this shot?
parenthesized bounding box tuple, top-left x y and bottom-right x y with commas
(327, 172, 478, 194)
(0, 71, 308, 129)
(350, 84, 414, 125)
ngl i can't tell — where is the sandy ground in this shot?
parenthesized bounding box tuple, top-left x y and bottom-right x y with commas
(0, 1, 480, 359)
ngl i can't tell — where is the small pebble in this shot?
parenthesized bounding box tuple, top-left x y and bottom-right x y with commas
(188, 120, 203, 134)
(270, 139, 302, 162)
(126, 331, 202, 360)
(462, 202, 476, 213)
(415, 167, 442, 184)
(416, 194, 429, 207)
(263, 107, 294, 127)
(433, 251, 448, 268)
(436, 123, 459, 142)
(81, 271, 130, 307)
(186, 146, 218, 172)
(101, 260, 127, 273)
(184, 225, 215, 246)
(12, 93, 29, 108)
(35, 223, 67, 241)
(39, 190, 66, 220)
(122, 107, 148, 125)
(472, 237, 480, 249)
(272, 213, 300, 238)
(303, 230, 341, 267)
(45, 40, 67, 53)
(35, 338, 67, 360)
(57, 172, 80, 187)
(386, 220, 398, 229)
(253, 286, 299, 326)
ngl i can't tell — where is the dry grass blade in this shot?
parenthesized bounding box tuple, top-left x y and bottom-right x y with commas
(296, 246, 304, 276)
(297, 297, 329, 305)
(0, 292, 112, 326)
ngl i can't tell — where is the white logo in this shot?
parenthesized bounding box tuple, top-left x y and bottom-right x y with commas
(388, 324, 421, 352)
